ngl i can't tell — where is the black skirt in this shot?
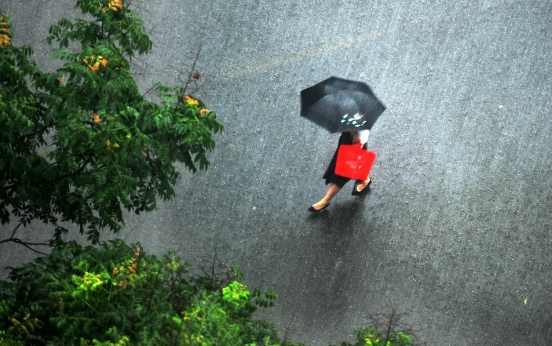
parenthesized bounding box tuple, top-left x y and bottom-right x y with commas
(322, 132, 367, 189)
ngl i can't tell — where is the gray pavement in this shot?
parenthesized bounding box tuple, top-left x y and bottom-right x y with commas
(1, 0, 551, 345)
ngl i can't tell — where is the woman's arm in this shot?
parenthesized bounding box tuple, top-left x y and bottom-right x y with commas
(359, 130, 369, 145)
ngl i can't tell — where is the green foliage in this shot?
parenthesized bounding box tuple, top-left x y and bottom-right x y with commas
(0, 239, 280, 345)
(330, 328, 412, 346)
(0, 0, 223, 244)
(0, 299, 40, 346)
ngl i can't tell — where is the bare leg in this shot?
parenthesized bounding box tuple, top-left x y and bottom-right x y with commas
(312, 184, 341, 210)
(355, 177, 371, 192)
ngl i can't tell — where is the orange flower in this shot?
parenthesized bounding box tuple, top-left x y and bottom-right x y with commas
(93, 113, 100, 122)
(0, 34, 10, 47)
(1, 28, 9, 33)
(113, 143, 120, 148)
(106, 140, 111, 147)
(135, 248, 140, 256)
(60, 75, 66, 85)
(141, 151, 147, 157)
(105, 0, 123, 11)
(85, 55, 108, 71)
(185, 95, 199, 106)
(113, 267, 118, 275)
(200, 109, 210, 116)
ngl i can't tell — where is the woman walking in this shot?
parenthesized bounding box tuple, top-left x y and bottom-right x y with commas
(309, 130, 371, 212)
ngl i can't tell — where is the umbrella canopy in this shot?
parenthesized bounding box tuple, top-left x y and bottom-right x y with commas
(300, 76, 386, 133)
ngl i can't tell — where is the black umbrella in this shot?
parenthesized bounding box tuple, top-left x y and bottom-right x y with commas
(300, 76, 386, 133)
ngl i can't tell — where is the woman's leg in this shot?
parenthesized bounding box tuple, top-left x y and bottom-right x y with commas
(312, 184, 341, 210)
(355, 177, 371, 192)
(355, 142, 372, 192)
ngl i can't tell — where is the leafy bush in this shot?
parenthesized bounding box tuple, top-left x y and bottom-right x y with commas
(0, 239, 282, 345)
(330, 328, 411, 346)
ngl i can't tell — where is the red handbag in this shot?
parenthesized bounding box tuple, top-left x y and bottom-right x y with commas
(335, 143, 376, 181)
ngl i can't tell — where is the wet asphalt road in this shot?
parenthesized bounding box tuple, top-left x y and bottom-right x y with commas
(1, 0, 551, 344)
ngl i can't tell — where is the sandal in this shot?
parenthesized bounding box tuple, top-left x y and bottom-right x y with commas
(352, 179, 371, 196)
(308, 202, 330, 212)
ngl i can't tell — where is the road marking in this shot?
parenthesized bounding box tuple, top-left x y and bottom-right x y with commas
(215, 32, 378, 80)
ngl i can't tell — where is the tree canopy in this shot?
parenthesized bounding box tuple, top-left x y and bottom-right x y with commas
(0, 0, 223, 249)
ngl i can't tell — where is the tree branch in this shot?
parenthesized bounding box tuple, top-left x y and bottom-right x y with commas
(41, 156, 93, 186)
(141, 84, 157, 98)
(0, 222, 49, 249)
(385, 309, 395, 342)
(9, 221, 23, 239)
(182, 43, 202, 96)
(18, 241, 49, 256)
(38, 153, 87, 173)
(17, 121, 58, 141)
(0, 237, 49, 256)
(146, 15, 168, 36)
